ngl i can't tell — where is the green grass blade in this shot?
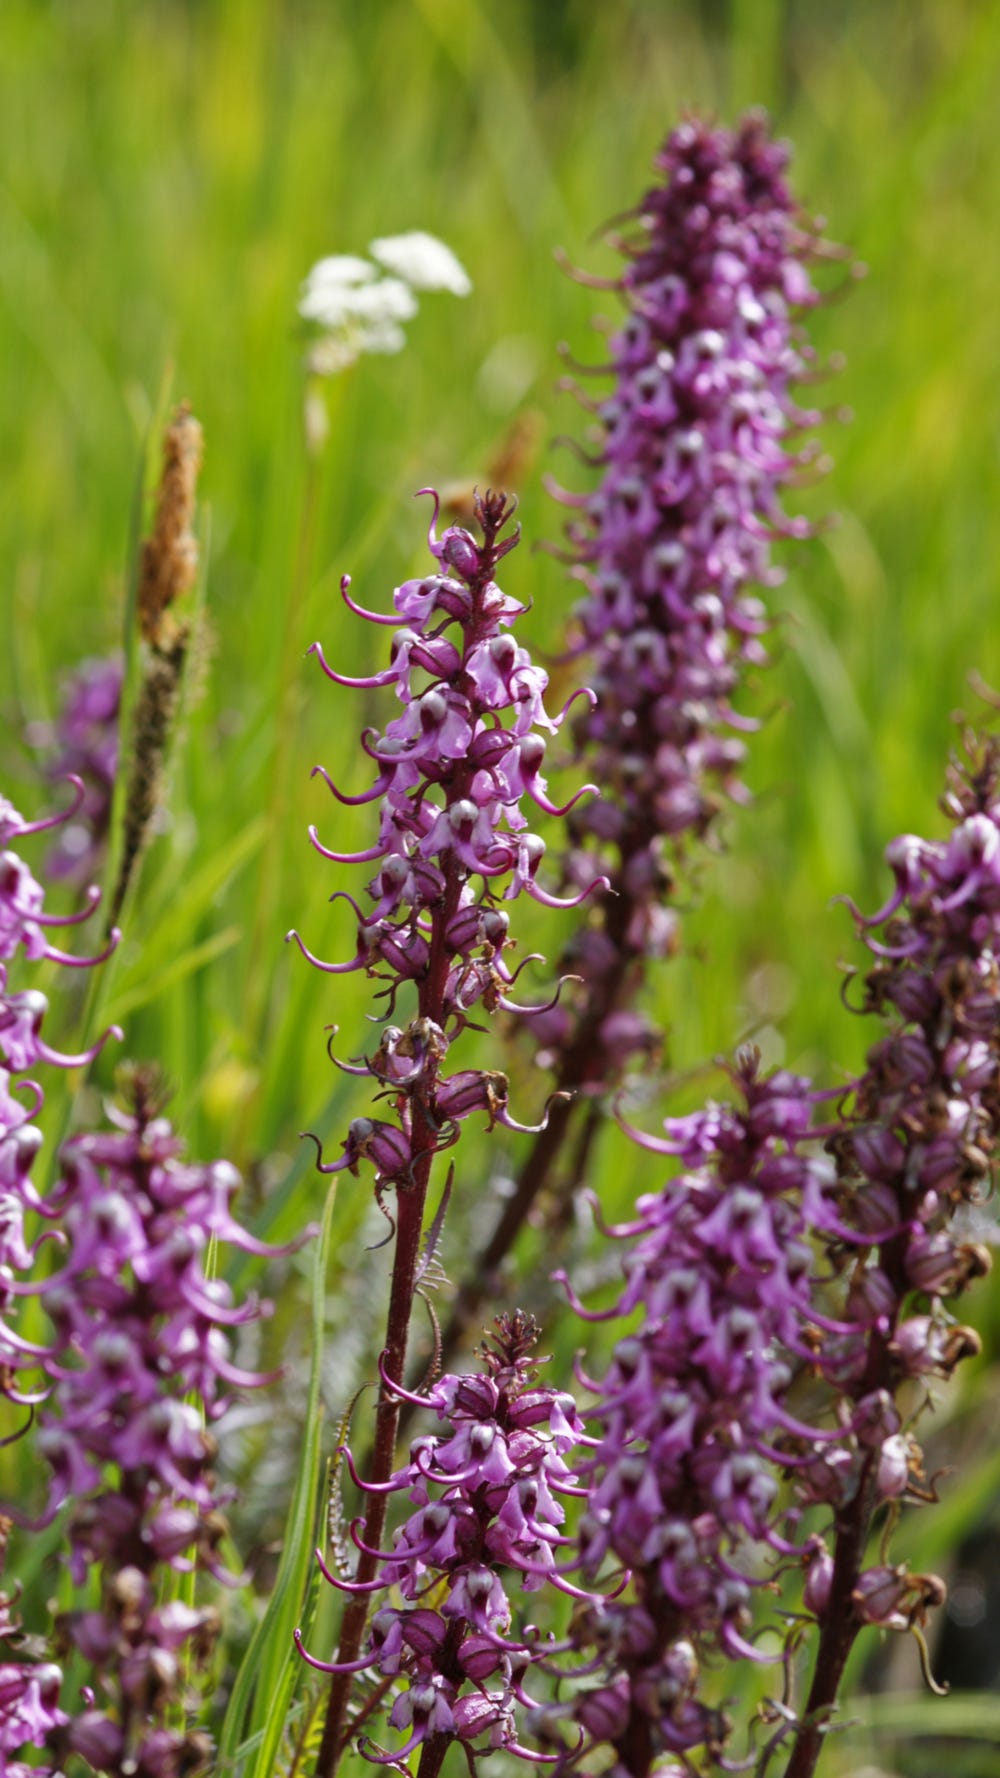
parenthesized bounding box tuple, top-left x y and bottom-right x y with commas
(216, 1173, 337, 1776)
(108, 814, 267, 1000)
(103, 924, 241, 1027)
(848, 1689, 1000, 1741)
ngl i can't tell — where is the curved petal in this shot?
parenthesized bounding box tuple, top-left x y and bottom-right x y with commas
(359, 1728, 424, 1767)
(43, 927, 121, 970)
(13, 775, 87, 836)
(416, 486, 442, 556)
(299, 1131, 354, 1177)
(294, 1628, 376, 1675)
(313, 1544, 388, 1595)
(337, 1443, 411, 1497)
(497, 1091, 572, 1136)
(312, 762, 390, 808)
(499, 975, 579, 1019)
(341, 573, 398, 626)
(32, 1021, 122, 1072)
(307, 826, 387, 866)
(524, 874, 609, 911)
(550, 1269, 620, 1324)
(308, 640, 399, 691)
(527, 778, 599, 820)
(377, 1348, 434, 1409)
(31, 884, 102, 927)
(286, 929, 367, 975)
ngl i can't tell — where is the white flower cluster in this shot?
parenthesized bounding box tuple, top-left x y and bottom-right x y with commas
(299, 231, 471, 375)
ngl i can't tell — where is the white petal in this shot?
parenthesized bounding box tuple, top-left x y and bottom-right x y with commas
(369, 230, 472, 296)
(298, 255, 378, 323)
(356, 317, 407, 355)
(339, 277, 419, 325)
(304, 254, 377, 289)
(298, 287, 353, 325)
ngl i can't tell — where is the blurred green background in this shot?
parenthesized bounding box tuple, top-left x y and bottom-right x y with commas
(3, 0, 1000, 1771)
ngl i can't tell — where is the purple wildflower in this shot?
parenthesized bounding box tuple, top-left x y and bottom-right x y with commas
(554, 1053, 837, 1771)
(0, 786, 120, 1401)
(299, 1313, 591, 1771)
(34, 656, 123, 882)
(288, 486, 601, 1053)
(28, 1063, 304, 1778)
(781, 730, 999, 1777)
(289, 487, 603, 1204)
(0, 1523, 65, 1778)
(291, 493, 603, 1770)
(560, 730, 998, 1777)
(549, 113, 834, 1066)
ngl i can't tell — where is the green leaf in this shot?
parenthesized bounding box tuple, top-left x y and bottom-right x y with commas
(103, 924, 242, 1024)
(848, 1689, 1000, 1742)
(216, 1174, 337, 1777)
(103, 813, 267, 1008)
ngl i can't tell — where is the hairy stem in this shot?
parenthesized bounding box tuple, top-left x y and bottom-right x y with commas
(784, 1266, 903, 1777)
(314, 859, 459, 1775)
(781, 1458, 878, 1778)
(313, 1155, 434, 1777)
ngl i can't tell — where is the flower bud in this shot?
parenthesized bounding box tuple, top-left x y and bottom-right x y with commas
(852, 1565, 908, 1626)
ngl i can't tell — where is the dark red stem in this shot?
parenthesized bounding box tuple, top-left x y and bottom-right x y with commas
(783, 1231, 908, 1778)
(416, 1733, 450, 1778)
(780, 1457, 879, 1778)
(314, 874, 458, 1777)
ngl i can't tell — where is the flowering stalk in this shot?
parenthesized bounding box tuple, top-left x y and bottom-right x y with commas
(0, 786, 120, 1405)
(440, 112, 844, 1371)
(31, 655, 123, 884)
(551, 1055, 837, 1773)
(298, 1312, 589, 1775)
(0, 1520, 67, 1775)
(556, 728, 995, 1776)
(288, 490, 602, 1774)
(781, 727, 999, 1778)
(27, 1063, 301, 1777)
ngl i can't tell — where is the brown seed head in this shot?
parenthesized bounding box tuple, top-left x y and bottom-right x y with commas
(138, 402, 203, 648)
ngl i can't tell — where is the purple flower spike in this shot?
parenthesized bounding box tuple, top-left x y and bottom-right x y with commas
(27, 1063, 292, 1778)
(295, 491, 601, 1209)
(780, 729, 1000, 1775)
(0, 786, 119, 1400)
(558, 1050, 835, 1771)
(300, 1313, 594, 1768)
(560, 730, 999, 1778)
(36, 1071, 294, 1524)
(23, 656, 122, 885)
(552, 111, 838, 1020)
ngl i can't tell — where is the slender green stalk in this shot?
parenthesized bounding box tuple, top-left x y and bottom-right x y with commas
(215, 1175, 339, 1776)
(241, 422, 327, 1057)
